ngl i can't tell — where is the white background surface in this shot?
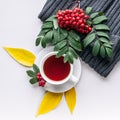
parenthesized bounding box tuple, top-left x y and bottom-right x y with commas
(0, 0, 120, 120)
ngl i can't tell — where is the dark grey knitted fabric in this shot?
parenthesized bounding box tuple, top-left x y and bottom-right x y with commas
(38, 0, 120, 77)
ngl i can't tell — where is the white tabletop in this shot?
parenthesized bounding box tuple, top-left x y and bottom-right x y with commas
(0, 0, 120, 120)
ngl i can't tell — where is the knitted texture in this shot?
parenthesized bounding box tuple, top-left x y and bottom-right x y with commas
(38, 0, 120, 77)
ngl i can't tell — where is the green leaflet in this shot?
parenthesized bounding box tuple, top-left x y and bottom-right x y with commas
(83, 33, 96, 47)
(42, 22, 53, 29)
(44, 31, 53, 43)
(100, 46, 105, 58)
(54, 40, 66, 51)
(94, 24, 110, 31)
(69, 47, 78, 59)
(103, 43, 112, 48)
(56, 47, 67, 58)
(30, 78, 38, 84)
(106, 48, 112, 57)
(69, 36, 82, 51)
(45, 15, 56, 22)
(36, 36, 44, 46)
(41, 37, 47, 48)
(93, 16, 107, 24)
(92, 40, 100, 56)
(26, 70, 35, 77)
(53, 18, 58, 29)
(69, 30, 80, 41)
(85, 7, 92, 14)
(97, 31, 109, 39)
(100, 37, 109, 43)
(90, 12, 99, 19)
(33, 64, 40, 74)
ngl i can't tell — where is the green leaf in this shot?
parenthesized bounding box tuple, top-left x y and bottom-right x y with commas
(42, 22, 53, 29)
(69, 30, 80, 41)
(45, 15, 56, 22)
(60, 29, 68, 38)
(36, 36, 44, 46)
(53, 19, 58, 29)
(52, 29, 59, 44)
(90, 12, 99, 19)
(97, 31, 109, 39)
(106, 48, 112, 57)
(29, 78, 38, 84)
(92, 40, 100, 56)
(100, 37, 109, 43)
(100, 46, 105, 58)
(41, 37, 47, 48)
(64, 54, 69, 63)
(87, 20, 92, 26)
(38, 29, 50, 36)
(85, 7, 92, 14)
(99, 12, 104, 16)
(69, 37, 82, 51)
(33, 64, 40, 74)
(83, 33, 96, 47)
(67, 52, 74, 64)
(26, 70, 35, 77)
(36, 37, 41, 46)
(94, 24, 110, 31)
(69, 47, 78, 59)
(64, 52, 73, 64)
(103, 43, 112, 48)
(54, 40, 66, 51)
(56, 47, 67, 58)
(60, 34, 68, 40)
(44, 31, 53, 43)
(93, 16, 107, 24)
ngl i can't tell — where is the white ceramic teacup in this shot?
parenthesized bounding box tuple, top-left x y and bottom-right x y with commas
(40, 52, 78, 85)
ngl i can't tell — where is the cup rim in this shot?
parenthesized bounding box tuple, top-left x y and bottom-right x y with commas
(40, 52, 73, 85)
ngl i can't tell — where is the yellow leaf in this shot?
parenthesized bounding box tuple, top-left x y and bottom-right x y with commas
(64, 87, 76, 113)
(36, 92, 63, 116)
(3, 47, 36, 67)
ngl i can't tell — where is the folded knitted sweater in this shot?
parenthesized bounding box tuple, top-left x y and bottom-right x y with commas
(38, 0, 120, 77)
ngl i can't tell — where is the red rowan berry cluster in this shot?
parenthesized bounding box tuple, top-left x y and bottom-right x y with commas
(56, 8, 92, 34)
(36, 72, 46, 87)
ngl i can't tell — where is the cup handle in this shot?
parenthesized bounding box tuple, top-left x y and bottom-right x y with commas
(69, 75, 78, 84)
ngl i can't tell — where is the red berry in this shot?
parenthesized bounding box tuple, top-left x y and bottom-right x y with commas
(78, 19, 83, 24)
(85, 25, 89, 29)
(75, 13, 79, 17)
(79, 9, 84, 13)
(37, 75, 40, 80)
(39, 79, 46, 87)
(76, 16, 80, 20)
(80, 23, 85, 27)
(65, 9, 69, 14)
(80, 13, 85, 17)
(65, 16, 69, 20)
(37, 72, 41, 77)
(74, 8, 79, 11)
(71, 13, 75, 17)
(72, 17, 75, 21)
(88, 27, 92, 31)
(57, 11, 62, 16)
(73, 9, 77, 13)
(84, 15, 89, 19)
(65, 21, 69, 25)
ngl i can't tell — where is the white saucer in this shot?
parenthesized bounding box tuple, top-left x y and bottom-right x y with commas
(35, 46, 82, 93)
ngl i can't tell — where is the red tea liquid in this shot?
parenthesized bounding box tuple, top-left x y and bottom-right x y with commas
(43, 55, 70, 81)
